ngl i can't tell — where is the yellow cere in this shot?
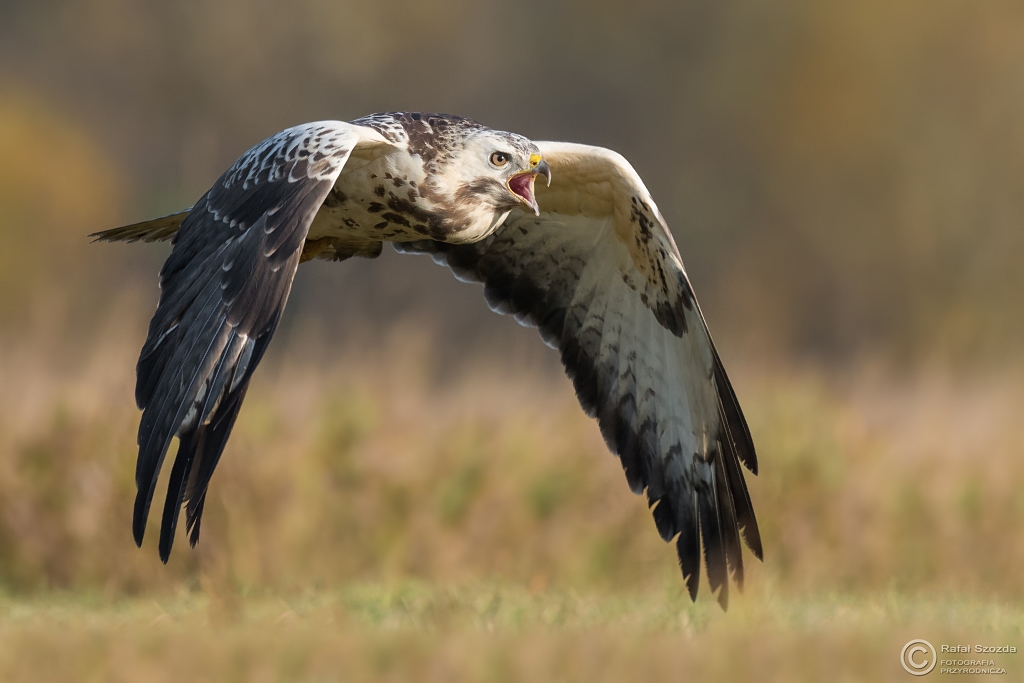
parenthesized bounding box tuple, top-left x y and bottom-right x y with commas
(530, 153, 542, 168)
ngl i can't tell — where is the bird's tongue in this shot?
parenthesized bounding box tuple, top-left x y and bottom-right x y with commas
(508, 173, 537, 211)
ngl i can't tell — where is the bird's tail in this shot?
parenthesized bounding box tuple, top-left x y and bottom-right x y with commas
(90, 208, 192, 243)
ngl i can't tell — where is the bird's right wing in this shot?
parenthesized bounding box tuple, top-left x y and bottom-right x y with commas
(116, 121, 393, 562)
(396, 142, 761, 607)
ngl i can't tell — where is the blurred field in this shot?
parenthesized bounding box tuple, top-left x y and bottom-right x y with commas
(6, 323, 1024, 598)
(3, 0, 1024, 680)
(1, 327, 1024, 680)
(2, 588, 1023, 683)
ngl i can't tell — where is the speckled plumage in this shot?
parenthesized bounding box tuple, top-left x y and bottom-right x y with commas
(93, 114, 761, 608)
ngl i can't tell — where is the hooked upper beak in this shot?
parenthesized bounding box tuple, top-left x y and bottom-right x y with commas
(533, 159, 551, 187)
(507, 154, 552, 216)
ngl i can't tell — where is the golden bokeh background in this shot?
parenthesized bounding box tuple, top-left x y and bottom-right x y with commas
(1, 1, 1024, 680)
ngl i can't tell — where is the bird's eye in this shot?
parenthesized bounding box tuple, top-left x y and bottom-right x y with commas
(489, 151, 510, 167)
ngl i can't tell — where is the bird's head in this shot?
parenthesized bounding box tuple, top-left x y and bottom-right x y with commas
(449, 129, 552, 216)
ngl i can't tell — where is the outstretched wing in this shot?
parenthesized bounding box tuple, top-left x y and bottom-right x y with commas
(395, 142, 761, 607)
(125, 121, 391, 561)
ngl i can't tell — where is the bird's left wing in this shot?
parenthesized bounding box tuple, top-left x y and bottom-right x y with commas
(395, 142, 761, 607)
(108, 121, 392, 562)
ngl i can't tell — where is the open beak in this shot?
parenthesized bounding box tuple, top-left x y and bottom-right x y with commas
(507, 155, 552, 216)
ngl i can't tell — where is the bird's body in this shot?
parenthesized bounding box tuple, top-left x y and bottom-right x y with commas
(307, 113, 525, 251)
(95, 112, 762, 608)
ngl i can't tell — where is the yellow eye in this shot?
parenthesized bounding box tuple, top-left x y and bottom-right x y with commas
(489, 151, 510, 167)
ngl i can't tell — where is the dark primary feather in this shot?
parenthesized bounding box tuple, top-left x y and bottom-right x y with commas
(131, 122, 358, 562)
(395, 209, 761, 607)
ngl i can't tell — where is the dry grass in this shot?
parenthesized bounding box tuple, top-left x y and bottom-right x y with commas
(0, 587, 1021, 682)
(4, 327, 1024, 598)
(1, 321, 1024, 680)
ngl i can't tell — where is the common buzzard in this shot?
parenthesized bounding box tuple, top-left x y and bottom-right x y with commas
(94, 113, 762, 607)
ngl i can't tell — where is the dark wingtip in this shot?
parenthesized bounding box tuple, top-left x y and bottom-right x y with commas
(186, 496, 206, 548)
(158, 537, 172, 564)
(675, 511, 701, 602)
(158, 504, 177, 563)
(684, 567, 699, 602)
(712, 350, 758, 475)
(748, 531, 765, 562)
(132, 491, 148, 548)
(717, 584, 729, 611)
(158, 436, 199, 566)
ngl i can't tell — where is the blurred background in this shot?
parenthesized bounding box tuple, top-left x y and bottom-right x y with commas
(1, 0, 1024, 681)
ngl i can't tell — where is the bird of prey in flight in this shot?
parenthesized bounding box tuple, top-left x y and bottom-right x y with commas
(93, 113, 762, 608)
